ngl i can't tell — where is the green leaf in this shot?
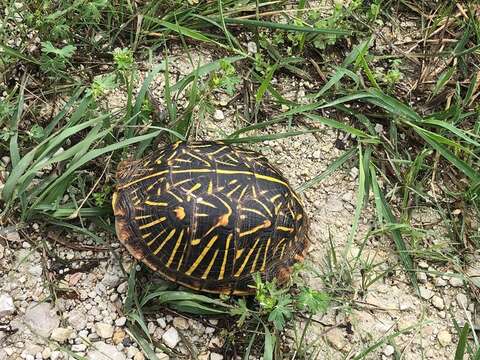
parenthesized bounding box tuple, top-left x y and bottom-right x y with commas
(296, 288, 330, 314)
(267, 295, 293, 331)
(431, 67, 455, 97)
(41, 41, 76, 58)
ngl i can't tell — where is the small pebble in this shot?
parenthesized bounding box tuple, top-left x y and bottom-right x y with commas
(437, 330, 452, 347)
(115, 317, 127, 327)
(50, 327, 73, 343)
(383, 345, 395, 356)
(213, 109, 225, 121)
(456, 293, 468, 308)
(431, 296, 444, 310)
(95, 323, 114, 339)
(449, 277, 463, 287)
(419, 286, 434, 300)
(0, 293, 15, 318)
(162, 327, 180, 348)
(172, 317, 189, 330)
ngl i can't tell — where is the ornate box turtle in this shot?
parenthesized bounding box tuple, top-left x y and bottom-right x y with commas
(112, 141, 309, 295)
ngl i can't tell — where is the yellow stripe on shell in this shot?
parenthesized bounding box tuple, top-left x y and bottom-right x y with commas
(166, 229, 185, 267)
(153, 228, 177, 255)
(185, 235, 219, 276)
(139, 217, 167, 229)
(201, 249, 220, 279)
(218, 233, 232, 280)
(234, 237, 260, 277)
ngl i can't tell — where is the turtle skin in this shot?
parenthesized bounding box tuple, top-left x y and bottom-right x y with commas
(112, 141, 309, 295)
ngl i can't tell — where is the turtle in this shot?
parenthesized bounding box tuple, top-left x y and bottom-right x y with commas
(112, 141, 309, 295)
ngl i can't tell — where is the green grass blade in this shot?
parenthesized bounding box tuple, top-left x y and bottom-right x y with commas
(415, 127, 479, 181)
(145, 17, 214, 43)
(296, 147, 356, 193)
(0, 43, 40, 65)
(171, 55, 245, 94)
(369, 164, 418, 291)
(454, 324, 469, 360)
(216, 17, 352, 35)
(305, 113, 375, 140)
(255, 63, 278, 109)
(29, 129, 163, 215)
(263, 325, 276, 360)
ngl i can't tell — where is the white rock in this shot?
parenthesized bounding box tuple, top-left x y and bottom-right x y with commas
(50, 351, 62, 360)
(434, 278, 447, 287)
(51, 327, 73, 343)
(117, 282, 128, 294)
(24, 302, 60, 338)
(437, 330, 452, 347)
(416, 272, 427, 283)
(6, 230, 20, 242)
(431, 296, 444, 310)
(115, 317, 127, 327)
(0, 293, 15, 318)
(162, 327, 180, 348)
(101, 273, 121, 288)
(247, 41, 257, 54)
(210, 353, 223, 360)
(383, 345, 395, 356)
(87, 342, 126, 360)
(71, 344, 87, 352)
(449, 277, 463, 287)
(419, 286, 434, 300)
(95, 323, 114, 339)
(213, 110, 225, 121)
(418, 261, 428, 269)
(157, 318, 167, 329)
(147, 321, 156, 334)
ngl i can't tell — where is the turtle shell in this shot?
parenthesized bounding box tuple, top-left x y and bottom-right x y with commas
(112, 141, 308, 295)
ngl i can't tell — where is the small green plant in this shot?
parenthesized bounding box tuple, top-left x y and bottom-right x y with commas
(113, 47, 135, 73)
(40, 41, 77, 76)
(374, 59, 404, 92)
(210, 59, 241, 96)
(27, 124, 45, 140)
(92, 185, 112, 207)
(89, 73, 118, 99)
(253, 273, 330, 357)
(255, 274, 295, 331)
